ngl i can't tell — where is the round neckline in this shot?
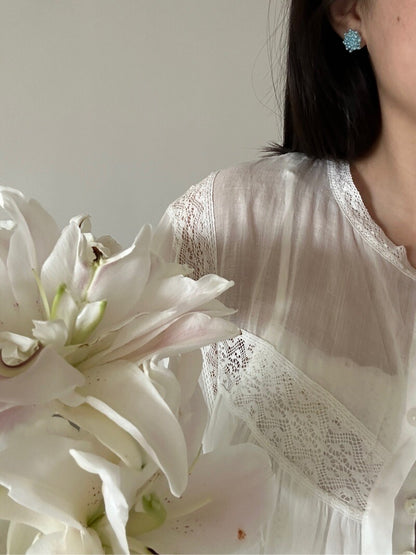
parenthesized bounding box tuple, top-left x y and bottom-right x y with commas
(327, 158, 416, 280)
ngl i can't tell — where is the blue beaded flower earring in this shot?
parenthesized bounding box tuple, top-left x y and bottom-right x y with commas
(343, 29, 362, 53)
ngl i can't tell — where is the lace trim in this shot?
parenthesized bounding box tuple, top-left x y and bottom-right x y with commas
(327, 160, 416, 280)
(214, 330, 389, 519)
(167, 172, 218, 409)
(166, 172, 217, 280)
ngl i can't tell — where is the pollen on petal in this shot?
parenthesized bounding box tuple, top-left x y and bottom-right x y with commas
(238, 528, 246, 541)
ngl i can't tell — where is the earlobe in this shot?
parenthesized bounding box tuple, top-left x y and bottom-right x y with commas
(327, 0, 364, 42)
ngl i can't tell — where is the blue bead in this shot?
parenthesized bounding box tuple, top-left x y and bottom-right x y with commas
(343, 29, 362, 53)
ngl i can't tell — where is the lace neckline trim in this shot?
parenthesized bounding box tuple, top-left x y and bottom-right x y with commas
(327, 159, 416, 281)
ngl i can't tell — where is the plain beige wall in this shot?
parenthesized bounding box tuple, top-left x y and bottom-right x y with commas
(0, 0, 286, 246)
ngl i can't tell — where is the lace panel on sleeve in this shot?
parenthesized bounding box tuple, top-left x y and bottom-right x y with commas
(166, 172, 217, 280)
(166, 172, 219, 409)
(214, 330, 389, 519)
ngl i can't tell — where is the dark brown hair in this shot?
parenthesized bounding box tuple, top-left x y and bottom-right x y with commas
(265, 0, 381, 161)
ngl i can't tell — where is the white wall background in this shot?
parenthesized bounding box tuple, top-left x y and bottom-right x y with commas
(0, 0, 286, 246)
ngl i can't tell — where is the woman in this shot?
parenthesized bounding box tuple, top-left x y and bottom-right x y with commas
(154, 0, 416, 553)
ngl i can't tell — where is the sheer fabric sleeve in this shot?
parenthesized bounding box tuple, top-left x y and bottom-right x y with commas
(152, 172, 218, 279)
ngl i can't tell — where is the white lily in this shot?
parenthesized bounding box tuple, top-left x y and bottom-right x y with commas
(0, 187, 276, 554)
(0, 411, 275, 555)
(0, 187, 239, 495)
(0, 187, 237, 371)
(0, 416, 128, 553)
(134, 443, 276, 555)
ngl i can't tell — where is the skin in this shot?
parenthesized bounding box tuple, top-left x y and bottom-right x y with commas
(329, 0, 416, 267)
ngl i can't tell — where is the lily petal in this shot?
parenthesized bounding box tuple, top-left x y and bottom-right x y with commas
(73, 360, 188, 497)
(70, 449, 136, 555)
(87, 225, 152, 331)
(0, 332, 39, 367)
(0, 187, 59, 268)
(138, 444, 276, 554)
(0, 487, 61, 536)
(57, 404, 146, 470)
(136, 273, 235, 315)
(7, 521, 42, 554)
(82, 312, 238, 369)
(0, 347, 84, 406)
(104, 313, 239, 365)
(26, 527, 104, 555)
(40, 222, 91, 305)
(0, 188, 59, 321)
(178, 385, 207, 466)
(32, 319, 68, 351)
(0, 431, 103, 530)
(72, 301, 107, 345)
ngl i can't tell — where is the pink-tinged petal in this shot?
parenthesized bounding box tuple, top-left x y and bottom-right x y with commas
(70, 449, 139, 555)
(0, 405, 45, 438)
(78, 311, 177, 368)
(75, 360, 188, 497)
(0, 346, 85, 406)
(138, 444, 276, 554)
(87, 226, 152, 331)
(106, 313, 239, 365)
(40, 222, 91, 304)
(81, 311, 239, 370)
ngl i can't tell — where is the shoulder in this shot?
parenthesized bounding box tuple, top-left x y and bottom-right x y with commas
(212, 152, 328, 204)
(158, 152, 330, 275)
(211, 153, 330, 243)
(168, 152, 328, 223)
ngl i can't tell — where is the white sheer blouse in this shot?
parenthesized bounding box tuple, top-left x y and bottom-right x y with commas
(153, 152, 416, 555)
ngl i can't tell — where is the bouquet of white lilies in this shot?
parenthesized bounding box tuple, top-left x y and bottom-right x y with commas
(0, 188, 274, 555)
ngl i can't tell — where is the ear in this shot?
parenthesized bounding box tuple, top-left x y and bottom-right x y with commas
(327, 0, 367, 46)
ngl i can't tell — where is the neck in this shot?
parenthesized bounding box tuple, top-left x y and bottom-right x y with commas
(351, 104, 416, 247)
